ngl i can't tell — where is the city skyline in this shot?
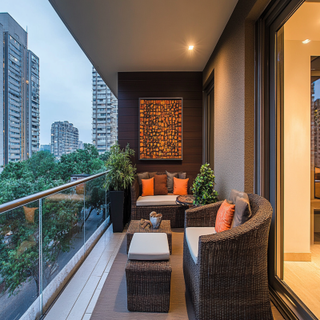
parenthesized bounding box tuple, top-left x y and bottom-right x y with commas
(1, 1, 95, 145)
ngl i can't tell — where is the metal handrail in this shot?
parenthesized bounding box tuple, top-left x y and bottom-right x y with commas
(0, 171, 108, 214)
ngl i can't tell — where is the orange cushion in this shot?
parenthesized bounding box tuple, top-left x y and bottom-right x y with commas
(173, 177, 189, 195)
(215, 200, 235, 233)
(141, 177, 154, 196)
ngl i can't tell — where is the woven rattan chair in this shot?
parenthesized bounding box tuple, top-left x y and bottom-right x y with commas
(183, 194, 273, 320)
(131, 177, 185, 228)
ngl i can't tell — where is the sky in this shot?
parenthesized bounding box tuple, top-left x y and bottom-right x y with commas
(1, 0, 93, 145)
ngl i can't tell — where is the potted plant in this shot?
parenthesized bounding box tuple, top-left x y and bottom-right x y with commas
(191, 163, 219, 206)
(104, 143, 136, 232)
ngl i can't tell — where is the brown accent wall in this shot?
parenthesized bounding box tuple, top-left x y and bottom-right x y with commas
(202, 0, 269, 199)
(118, 72, 202, 187)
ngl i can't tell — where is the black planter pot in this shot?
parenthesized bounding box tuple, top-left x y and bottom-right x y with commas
(109, 190, 124, 232)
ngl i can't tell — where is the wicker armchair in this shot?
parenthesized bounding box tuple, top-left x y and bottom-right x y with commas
(183, 194, 273, 320)
(130, 177, 185, 228)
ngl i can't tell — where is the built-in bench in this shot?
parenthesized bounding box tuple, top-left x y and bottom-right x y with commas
(130, 173, 189, 228)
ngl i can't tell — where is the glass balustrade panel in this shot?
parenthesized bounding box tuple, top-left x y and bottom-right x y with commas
(0, 200, 40, 320)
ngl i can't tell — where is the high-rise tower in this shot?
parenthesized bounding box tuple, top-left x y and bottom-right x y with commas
(0, 13, 40, 166)
(51, 121, 79, 158)
(92, 67, 117, 153)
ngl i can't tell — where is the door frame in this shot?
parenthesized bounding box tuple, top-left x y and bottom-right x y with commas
(256, 0, 317, 319)
(203, 77, 215, 165)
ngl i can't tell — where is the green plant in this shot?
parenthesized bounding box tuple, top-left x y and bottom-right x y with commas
(104, 143, 136, 191)
(191, 163, 218, 205)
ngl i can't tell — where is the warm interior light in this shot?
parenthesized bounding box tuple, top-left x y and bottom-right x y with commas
(302, 39, 311, 44)
(188, 45, 194, 50)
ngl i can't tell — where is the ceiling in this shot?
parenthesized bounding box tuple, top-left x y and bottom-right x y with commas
(284, 1, 320, 41)
(49, 0, 238, 96)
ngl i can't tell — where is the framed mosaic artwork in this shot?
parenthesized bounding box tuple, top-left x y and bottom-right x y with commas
(139, 98, 183, 160)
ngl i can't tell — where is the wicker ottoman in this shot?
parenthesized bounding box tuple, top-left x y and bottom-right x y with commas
(126, 260, 171, 312)
(126, 233, 172, 312)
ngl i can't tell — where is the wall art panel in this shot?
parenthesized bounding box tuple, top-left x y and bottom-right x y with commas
(139, 98, 183, 160)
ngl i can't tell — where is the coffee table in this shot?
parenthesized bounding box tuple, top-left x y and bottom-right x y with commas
(127, 220, 172, 254)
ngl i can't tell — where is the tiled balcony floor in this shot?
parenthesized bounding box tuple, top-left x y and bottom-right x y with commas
(44, 224, 284, 320)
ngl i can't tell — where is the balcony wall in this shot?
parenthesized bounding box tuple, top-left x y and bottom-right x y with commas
(118, 72, 203, 186)
(202, 0, 269, 198)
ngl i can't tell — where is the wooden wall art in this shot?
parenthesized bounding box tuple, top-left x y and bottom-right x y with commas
(139, 98, 183, 160)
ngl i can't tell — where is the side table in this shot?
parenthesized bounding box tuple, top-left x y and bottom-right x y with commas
(176, 194, 195, 206)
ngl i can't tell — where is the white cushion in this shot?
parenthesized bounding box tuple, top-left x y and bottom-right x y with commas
(185, 227, 216, 264)
(136, 194, 178, 206)
(128, 233, 170, 260)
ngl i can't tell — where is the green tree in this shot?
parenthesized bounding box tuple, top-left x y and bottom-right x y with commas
(26, 151, 58, 181)
(0, 161, 33, 181)
(58, 144, 105, 182)
(0, 144, 106, 296)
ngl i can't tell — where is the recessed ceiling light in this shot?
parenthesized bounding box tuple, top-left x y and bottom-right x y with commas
(302, 39, 311, 44)
(188, 45, 194, 50)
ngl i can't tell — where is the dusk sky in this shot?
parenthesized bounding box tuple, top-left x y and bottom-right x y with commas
(2, 0, 93, 145)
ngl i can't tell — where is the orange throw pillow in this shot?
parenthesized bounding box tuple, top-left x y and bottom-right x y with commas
(215, 200, 235, 233)
(173, 177, 189, 195)
(141, 177, 154, 196)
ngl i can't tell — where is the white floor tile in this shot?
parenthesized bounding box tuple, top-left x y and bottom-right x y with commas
(97, 272, 109, 290)
(82, 314, 91, 320)
(85, 288, 101, 314)
(45, 224, 125, 320)
(67, 276, 100, 320)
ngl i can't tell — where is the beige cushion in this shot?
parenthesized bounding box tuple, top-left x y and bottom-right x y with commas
(128, 233, 170, 260)
(136, 194, 178, 206)
(185, 227, 216, 264)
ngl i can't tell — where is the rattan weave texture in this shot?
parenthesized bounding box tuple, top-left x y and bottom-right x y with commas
(183, 194, 273, 320)
(125, 260, 172, 312)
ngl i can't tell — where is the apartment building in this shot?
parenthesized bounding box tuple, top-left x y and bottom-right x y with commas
(0, 13, 40, 166)
(51, 121, 79, 158)
(92, 67, 117, 153)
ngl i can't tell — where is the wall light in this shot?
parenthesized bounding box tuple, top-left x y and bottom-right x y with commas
(188, 45, 194, 50)
(302, 39, 311, 44)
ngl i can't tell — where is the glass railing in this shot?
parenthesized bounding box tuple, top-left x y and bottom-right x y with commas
(0, 172, 109, 320)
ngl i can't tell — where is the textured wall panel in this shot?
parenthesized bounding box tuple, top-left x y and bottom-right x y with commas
(118, 72, 203, 188)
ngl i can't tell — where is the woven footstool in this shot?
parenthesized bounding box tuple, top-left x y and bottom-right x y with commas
(126, 233, 172, 312)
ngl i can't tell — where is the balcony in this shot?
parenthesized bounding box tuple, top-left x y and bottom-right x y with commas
(44, 228, 284, 320)
(0, 171, 284, 320)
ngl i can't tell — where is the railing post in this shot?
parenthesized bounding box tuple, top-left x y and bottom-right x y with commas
(39, 198, 43, 315)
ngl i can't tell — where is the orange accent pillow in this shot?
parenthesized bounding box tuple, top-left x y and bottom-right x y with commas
(215, 200, 235, 233)
(141, 177, 154, 196)
(173, 177, 189, 195)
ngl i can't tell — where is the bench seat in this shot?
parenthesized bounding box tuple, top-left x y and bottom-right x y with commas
(136, 194, 178, 206)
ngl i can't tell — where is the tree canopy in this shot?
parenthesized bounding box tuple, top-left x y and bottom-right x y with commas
(0, 144, 109, 296)
(0, 144, 108, 205)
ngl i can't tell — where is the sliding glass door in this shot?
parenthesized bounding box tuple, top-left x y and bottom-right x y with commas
(258, 0, 320, 318)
